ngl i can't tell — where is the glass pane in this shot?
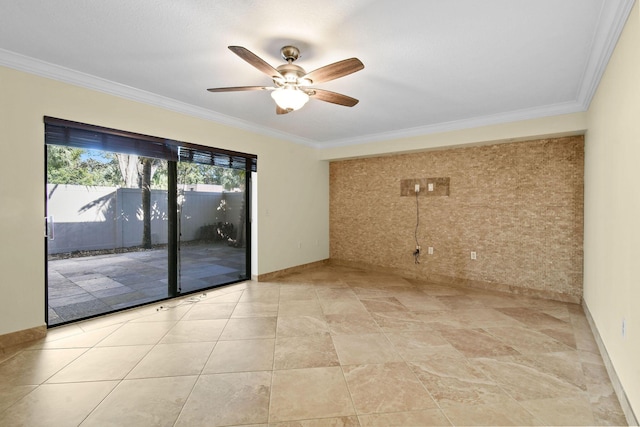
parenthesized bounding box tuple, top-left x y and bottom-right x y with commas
(177, 162, 247, 294)
(46, 146, 169, 326)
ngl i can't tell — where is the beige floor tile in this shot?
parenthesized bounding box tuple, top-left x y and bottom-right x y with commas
(278, 299, 324, 317)
(414, 282, 465, 296)
(435, 295, 486, 310)
(278, 285, 318, 301)
(77, 309, 147, 331)
(182, 302, 237, 320)
(220, 317, 277, 340)
(358, 409, 451, 426)
(360, 297, 409, 313)
(0, 381, 117, 427)
(274, 333, 339, 370)
(31, 324, 120, 349)
(2, 265, 625, 426)
(316, 288, 358, 301)
(233, 302, 279, 318)
(203, 339, 275, 373)
(0, 348, 87, 385)
(160, 319, 227, 343)
(385, 330, 456, 362)
(485, 326, 574, 354)
(270, 416, 360, 426)
(519, 394, 596, 426)
(176, 372, 271, 426)
(446, 308, 523, 328)
(342, 362, 437, 414)
(461, 290, 527, 308)
(270, 367, 355, 422)
(510, 351, 587, 391)
(96, 321, 175, 346)
(82, 376, 196, 427)
(126, 341, 215, 378)
(202, 290, 244, 303)
(130, 305, 192, 323)
(496, 307, 570, 330)
(574, 327, 601, 353)
(473, 354, 587, 401)
(540, 327, 578, 349)
(370, 311, 430, 332)
(438, 328, 520, 358)
(588, 383, 629, 426)
(46, 345, 151, 383)
(326, 313, 382, 335)
(0, 384, 37, 412)
(393, 293, 450, 312)
(276, 315, 329, 337)
(440, 399, 544, 426)
(332, 334, 402, 365)
(239, 288, 280, 303)
(319, 298, 369, 316)
(409, 356, 513, 407)
(352, 286, 399, 299)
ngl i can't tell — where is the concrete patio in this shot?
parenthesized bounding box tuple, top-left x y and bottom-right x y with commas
(47, 243, 247, 326)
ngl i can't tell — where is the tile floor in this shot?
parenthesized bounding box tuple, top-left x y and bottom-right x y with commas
(0, 265, 628, 426)
(48, 243, 246, 325)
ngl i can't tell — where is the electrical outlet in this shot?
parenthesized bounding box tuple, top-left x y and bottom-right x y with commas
(415, 184, 420, 193)
(471, 251, 477, 260)
(428, 183, 434, 192)
(622, 318, 626, 338)
(428, 247, 433, 255)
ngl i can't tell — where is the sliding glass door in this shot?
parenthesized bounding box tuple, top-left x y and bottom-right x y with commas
(176, 156, 249, 293)
(45, 117, 255, 326)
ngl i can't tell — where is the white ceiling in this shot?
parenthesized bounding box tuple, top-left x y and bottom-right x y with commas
(0, 0, 634, 148)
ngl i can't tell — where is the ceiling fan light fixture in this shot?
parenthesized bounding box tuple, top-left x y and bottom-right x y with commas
(271, 87, 309, 111)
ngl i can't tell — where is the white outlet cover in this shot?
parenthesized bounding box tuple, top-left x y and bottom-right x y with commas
(428, 183, 434, 191)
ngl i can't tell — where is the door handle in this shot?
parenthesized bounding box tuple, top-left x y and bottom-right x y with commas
(45, 215, 55, 240)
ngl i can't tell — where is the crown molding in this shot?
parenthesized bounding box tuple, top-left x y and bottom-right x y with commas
(318, 100, 585, 149)
(0, 48, 316, 147)
(576, 0, 636, 109)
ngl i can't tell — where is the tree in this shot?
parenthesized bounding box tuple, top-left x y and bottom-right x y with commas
(47, 146, 120, 186)
(141, 158, 153, 249)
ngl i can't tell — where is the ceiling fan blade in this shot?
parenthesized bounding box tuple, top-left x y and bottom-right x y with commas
(310, 89, 359, 107)
(228, 46, 283, 79)
(207, 86, 269, 92)
(303, 58, 364, 84)
(276, 105, 290, 115)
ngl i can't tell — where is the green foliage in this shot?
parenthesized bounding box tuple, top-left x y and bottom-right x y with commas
(47, 145, 245, 191)
(47, 146, 120, 186)
(177, 162, 244, 191)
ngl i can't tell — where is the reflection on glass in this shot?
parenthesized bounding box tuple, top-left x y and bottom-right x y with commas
(177, 162, 247, 293)
(46, 146, 169, 326)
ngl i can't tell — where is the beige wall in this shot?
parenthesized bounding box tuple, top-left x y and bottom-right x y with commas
(330, 136, 584, 302)
(0, 66, 329, 336)
(320, 112, 587, 161)
(584, 2, 640, 417)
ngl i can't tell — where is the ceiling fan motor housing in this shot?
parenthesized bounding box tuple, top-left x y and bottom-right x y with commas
(280, 45, 301, 62)
(275, 63, 308, 85)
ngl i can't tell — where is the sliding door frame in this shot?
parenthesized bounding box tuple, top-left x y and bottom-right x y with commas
(44, 117, 256, 326)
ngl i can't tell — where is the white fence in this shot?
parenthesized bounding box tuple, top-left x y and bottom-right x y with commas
(46, 185, 244, 254)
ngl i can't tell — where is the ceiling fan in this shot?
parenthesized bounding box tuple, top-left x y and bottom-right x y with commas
(207, 46, 364, 114)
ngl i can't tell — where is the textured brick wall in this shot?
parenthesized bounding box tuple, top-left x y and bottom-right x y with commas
(329, 136, 584, 302)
